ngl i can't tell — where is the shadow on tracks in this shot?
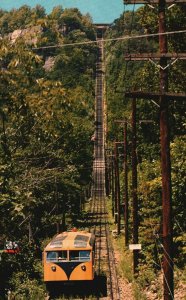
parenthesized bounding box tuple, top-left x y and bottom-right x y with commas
(75, 212, 107, 229)
(47, 275, 107, 299)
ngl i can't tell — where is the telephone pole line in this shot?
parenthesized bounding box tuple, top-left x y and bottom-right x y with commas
(114, 141, 121, 234)
(159, 0, 173, 298)
(124, 121, 129, 246)
(131, 99, 139, 273)
(114, 120, 129, 246)
(123, 0, 186, 297)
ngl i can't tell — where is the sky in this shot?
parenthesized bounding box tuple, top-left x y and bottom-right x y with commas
(0, 0, 133, 23)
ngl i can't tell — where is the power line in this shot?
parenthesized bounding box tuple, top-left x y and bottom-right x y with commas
(32, 30, 186, 50)
(174, 217, 185, 234)
(147, 220, 174, 299)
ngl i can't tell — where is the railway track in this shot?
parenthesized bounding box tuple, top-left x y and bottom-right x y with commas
(91, 37, 105, 200)
(90, 36, 121, 300)
(47, 35, 121, 300)
(89, 195, 121, 300)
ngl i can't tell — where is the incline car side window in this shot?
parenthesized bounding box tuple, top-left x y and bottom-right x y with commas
(46, 251, 67, 262)
(69, 250, 90, 261)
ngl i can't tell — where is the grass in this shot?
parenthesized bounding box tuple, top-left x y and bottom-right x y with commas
(106, 196, 149, 300)
(132, 282, 147, 300)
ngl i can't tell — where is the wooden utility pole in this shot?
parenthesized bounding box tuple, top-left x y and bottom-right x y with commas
(108, 155, 112, 196)
(114, 120, 129, 246)
(106, 150, 115, 217)
(123, 121, 129, 246)
(159, 0, 173, 298)
(131, 98, 139, 273)
(114, 144, 118, 224)
(111, 154, 115, 217)
(55, 177, 60, 234)
(105, 154, 110, 197)
(114, 142, 121, 234)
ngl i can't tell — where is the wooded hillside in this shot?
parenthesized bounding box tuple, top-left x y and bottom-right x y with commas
(0, 5, 98, 297)
(0, 4, 185, 299)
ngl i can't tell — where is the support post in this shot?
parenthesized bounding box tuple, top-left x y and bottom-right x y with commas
(107, 155, 111, 196)
(114, 142, 121, 234)
(55, 177, 60, 234)
(159, 0, 173, 298)
(111, 154, 115, 217)
(131, 98, 138, 273)
(105, 154, 110, 196)
(114, 144, 118, 224)
(123, 121, 129, 246)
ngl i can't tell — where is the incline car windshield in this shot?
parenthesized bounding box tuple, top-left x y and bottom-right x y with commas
(46, 251, 67, 262)
(69, 250, 90, 261)
(46, 250, 91, 262)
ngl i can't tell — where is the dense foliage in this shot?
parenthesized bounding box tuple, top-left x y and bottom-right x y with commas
(0, 5, 97, 297)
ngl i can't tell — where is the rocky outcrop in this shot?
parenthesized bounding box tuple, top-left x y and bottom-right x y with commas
(8, 25, 43, 46)
(43, 56, 55, 71)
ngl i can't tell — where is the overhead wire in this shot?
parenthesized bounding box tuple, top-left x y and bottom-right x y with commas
(142, 172, 175, 270)
(155, 240, 174, 300)
(161, 268, 174, 300)
(155, 233, 174, 266)
(142, 191, 176, 297)
(138, 164, 174, 293)
(143, 215, 175, 298)
(174, 217, 185, 235)
(32, 30, 186, 50)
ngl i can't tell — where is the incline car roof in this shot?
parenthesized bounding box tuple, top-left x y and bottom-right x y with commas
(45, 231, 95, 250)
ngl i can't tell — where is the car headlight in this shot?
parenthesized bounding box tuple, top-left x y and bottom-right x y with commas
(51, 265, 56, 272)
(81, 265, 86, 271)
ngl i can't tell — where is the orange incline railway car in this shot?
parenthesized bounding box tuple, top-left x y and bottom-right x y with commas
(43, 231, 95, 283)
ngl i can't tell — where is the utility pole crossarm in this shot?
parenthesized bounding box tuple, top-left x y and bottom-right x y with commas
(125, 91, 186, 100)
(124, 53, 186, 61)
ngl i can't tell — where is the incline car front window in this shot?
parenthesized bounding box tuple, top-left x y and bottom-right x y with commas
(46, 251, 67, 262)
(69, 250, 90, 261)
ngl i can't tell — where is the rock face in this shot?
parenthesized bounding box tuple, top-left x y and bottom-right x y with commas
(7, 25, 56, 70)
(43, 57, 55, 71)
(8, 25, 43, 46)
